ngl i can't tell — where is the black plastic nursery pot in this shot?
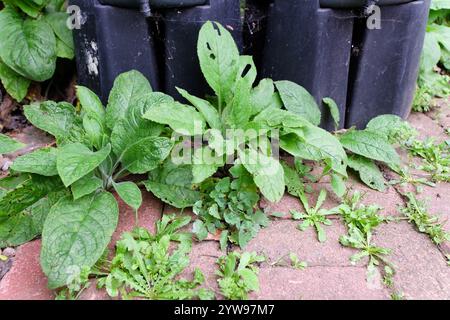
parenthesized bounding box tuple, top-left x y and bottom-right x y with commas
(70, 0, 430, 129)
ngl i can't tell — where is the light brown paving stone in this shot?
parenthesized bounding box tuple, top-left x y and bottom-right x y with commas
(373, 221, 450, 300)
(0, 240, 54, 300)
(78, 280, 111, 300)
(109, 191, 163, 250)
(181, 241, 222, 297)
(415, 182, 450, 232)
(246, 219, 357, 267)
(407, 112, 448, 143)
(252, 266, 389, 300)
(427, 98, 450, 130)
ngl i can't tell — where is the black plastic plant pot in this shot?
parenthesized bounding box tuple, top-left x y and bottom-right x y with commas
(70, 0, 241, 102)
(245, 0, 431, 129)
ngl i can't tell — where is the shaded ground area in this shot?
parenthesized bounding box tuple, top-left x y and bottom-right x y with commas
(0, 100, 449, 300)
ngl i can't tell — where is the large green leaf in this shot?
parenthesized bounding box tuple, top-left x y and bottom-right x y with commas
(76, 86, 106, 122)
(44, 12, 74, 59)
(275, 81, 321, 126)
(121, 137, 173, 174)
(113, 181, 142, 211)
(0, 7, 56, 82)
(106, 70, 152, 130)
(224, 55, 257, 128)
(347, 155, 386, 192)
(339, 130, 400, 166)
(0, 133, 25, 154)
(0, 175, 62, 217)
(70, 174, 103, 200)
(11, 147, 58, 176)
(111, 93, 169, 156)
(280, 126, 348, 176)
(0, 190, 64, 248)
(24, 101, 85, 144)
(239, 149, 285, 203)
(56, 143, 111, 187)
(144, 180, 201, 209)
(41, 192, 119, 289)
(177, 88, 221, 130)
(0, 59, 30, 102)
(197, 21, 239, 110)
(143, 101, 206, 136)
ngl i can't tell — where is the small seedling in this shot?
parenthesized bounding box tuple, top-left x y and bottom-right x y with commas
(389, 166, 436, 193)
(290, 189, 339, 243)
(216, 251, 265, 300)
(399, 193, 450, 246)
(270, 253, 308, 270)
(340, 226, 394, 284)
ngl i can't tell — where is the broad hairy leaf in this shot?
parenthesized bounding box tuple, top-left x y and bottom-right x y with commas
(121, 137, 173, 174)
(11, 147, 58, 176)
(177, 88, 221, 130)
(275, 80, 321, 126)
(223, 55, 257, 128)
(24, 101, 85, 144)
(365, 114, 406, 139)
(111, 93, 169, 156)
(144, 180, 201, 209)
(76, 86, 106, 122)
(71, 174, 103, 200)
(0, 174, 62, 217)
(106, 70, 152, 129)
(197, 21, 239, 110)
(0, 7, 56, 82)
(143, 101, 206, 136)
(57, 143, 111, 187)
(280, 126, 348, 176)
(339, 130, 400, 166)
(41, 192, 119, 289)
(347, 154, 386, 192)
(44, 12, 74, 59)
(250, 78, 276, 116)
(239, 149, 285, 203)
(331, 174, 346, 198)
(192, 147, 222, 184)
(0, 60, 30, 102)
(0, 133, 25, 154)
(113, 181, 142, 211)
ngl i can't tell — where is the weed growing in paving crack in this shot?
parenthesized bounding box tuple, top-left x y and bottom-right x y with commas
(192, 165, 268, 249)
(338, 192, 396, 287)
(404, 138, 450, 183)
(399, 193, 450, 246)
(389, 166, 436, 193)
(270, 253, 308, 270)
(290, 189, 340, 243)
(216, 251, 265, 300)
(98, 215, 215, 300)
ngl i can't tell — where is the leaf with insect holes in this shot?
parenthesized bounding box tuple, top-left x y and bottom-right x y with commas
(0, 134, 25, 155)
(276, 81, 321, 126)
(106, 70, 153, 129)
(56, 143, 111, 187)
(41, 192, 119, 289)
(340, 130, 400, 166)
(197, 21, 239, 109)
(113, 181, 142, 211)
(11, 148, 58, 177)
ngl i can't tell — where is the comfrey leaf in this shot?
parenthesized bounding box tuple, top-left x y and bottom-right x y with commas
(11, 147, 58, 176)
(347, 155, 386, 192)
(56, 143, 111, 187)
(113, 181, 142, 211)
(0, 133, 25, 155)
(41, 192, 119, 289)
